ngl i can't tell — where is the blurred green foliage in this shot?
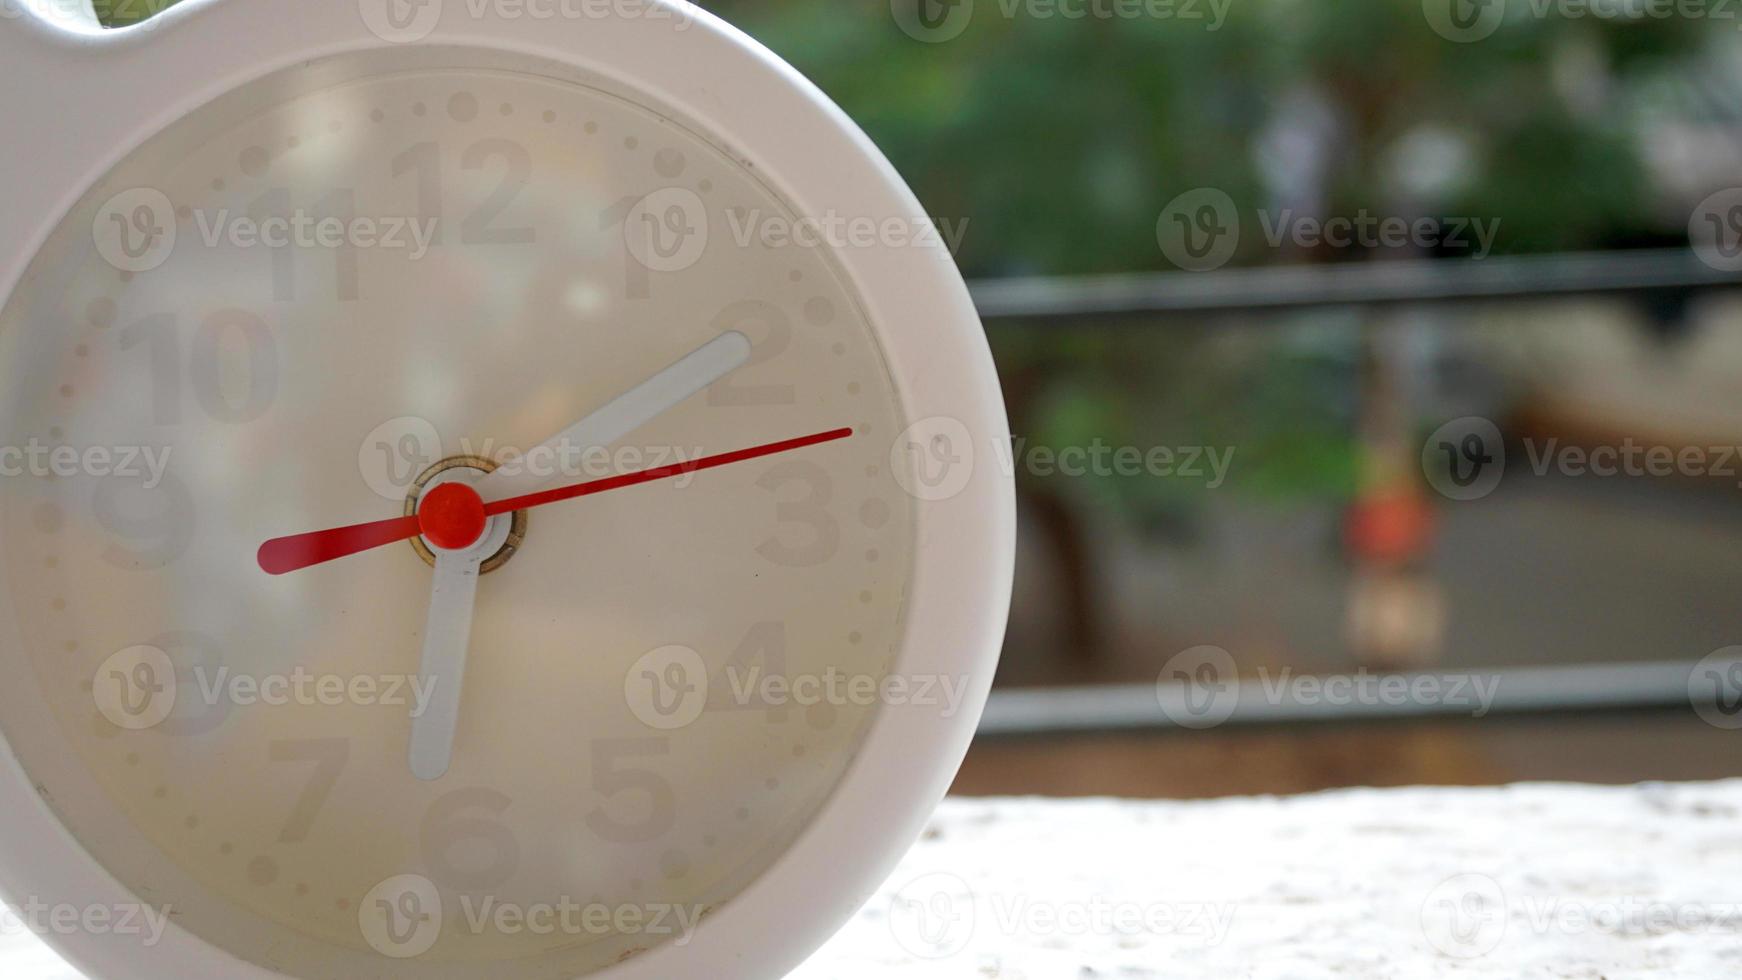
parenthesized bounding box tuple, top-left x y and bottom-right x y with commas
(710, 0, 1710, 277)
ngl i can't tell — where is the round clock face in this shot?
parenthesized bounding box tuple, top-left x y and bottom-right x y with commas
(0, 52, 916, 977)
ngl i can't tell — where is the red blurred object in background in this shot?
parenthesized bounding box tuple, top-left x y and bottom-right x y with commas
(1345, 488, 1436, 567)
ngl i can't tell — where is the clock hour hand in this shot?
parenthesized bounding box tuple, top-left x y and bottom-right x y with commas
(472, 330, 752, 502)
(409, 550, 482, 781)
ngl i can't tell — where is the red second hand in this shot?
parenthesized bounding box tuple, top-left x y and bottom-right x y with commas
(257, 427, 853, 576)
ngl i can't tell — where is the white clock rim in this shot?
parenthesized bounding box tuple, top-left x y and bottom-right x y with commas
(0, 3, 1016, 980)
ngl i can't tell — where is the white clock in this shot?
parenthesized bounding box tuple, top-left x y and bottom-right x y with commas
(0, 2, 1013, 977)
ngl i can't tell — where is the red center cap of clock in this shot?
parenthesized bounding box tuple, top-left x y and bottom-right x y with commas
(418, 482, 488, 551)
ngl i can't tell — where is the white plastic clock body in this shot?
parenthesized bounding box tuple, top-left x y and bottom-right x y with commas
(0, 2, 1013, 978)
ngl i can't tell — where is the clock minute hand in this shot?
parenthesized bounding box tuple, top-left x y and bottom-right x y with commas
(471, 330, 752, 502)
(255, 427, 856, 575)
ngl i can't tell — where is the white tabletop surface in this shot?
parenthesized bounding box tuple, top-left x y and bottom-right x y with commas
(5, 781, 1739, 978)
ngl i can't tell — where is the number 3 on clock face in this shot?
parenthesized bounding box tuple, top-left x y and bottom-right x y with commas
(0, 5, 1013, 979)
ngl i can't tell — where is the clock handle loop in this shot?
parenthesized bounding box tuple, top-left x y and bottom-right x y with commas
(7, 0, 107, 35)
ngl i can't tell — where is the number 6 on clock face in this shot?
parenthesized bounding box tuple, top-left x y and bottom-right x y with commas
(0, 5, 1013, 980)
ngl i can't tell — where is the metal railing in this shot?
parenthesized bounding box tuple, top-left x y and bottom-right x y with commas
(971, 248, 1742, 734)
(970, 248, 1738, 321)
